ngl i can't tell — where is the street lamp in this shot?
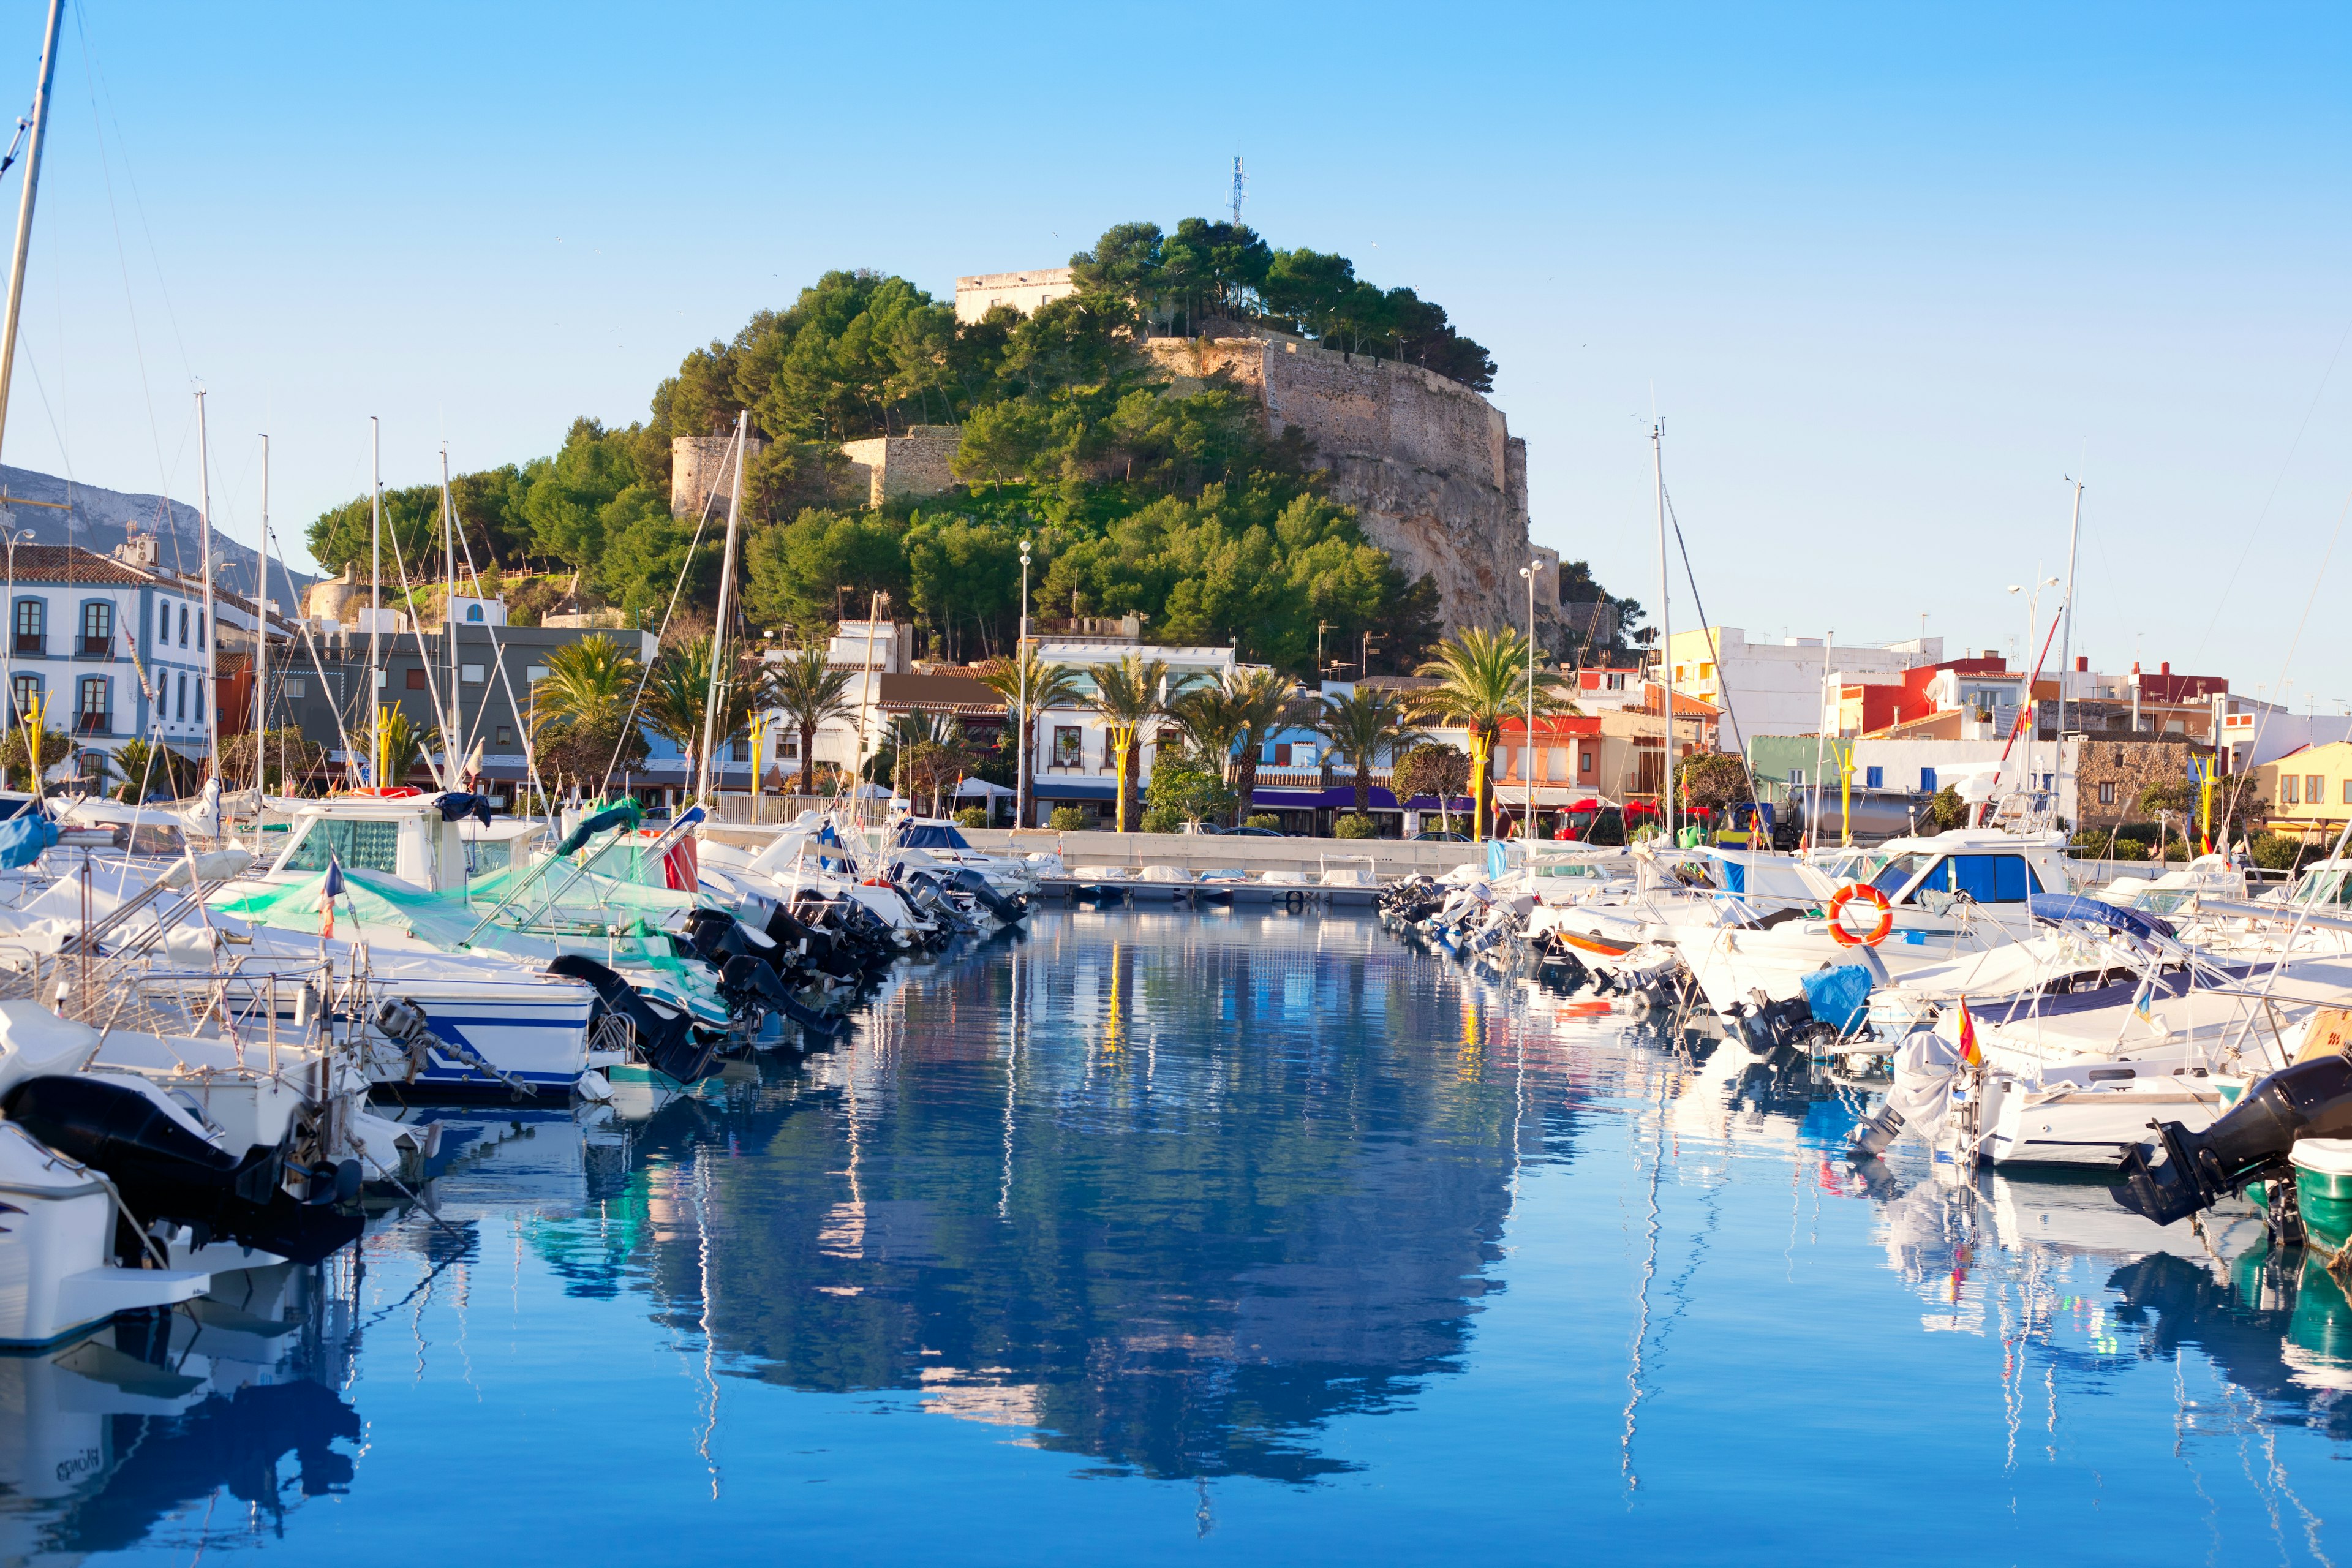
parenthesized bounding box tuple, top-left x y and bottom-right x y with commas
(1018, 537, 1032, 830)
(1519, 558, 1545, 839)
(1316, 620, 1334, 688)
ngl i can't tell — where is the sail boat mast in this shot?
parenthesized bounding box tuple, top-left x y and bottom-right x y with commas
(196, 391, 219, 783)
(2054, 478, 2084, 822)
(1653, 420, 1674, 845)
(255, 432, 268, 794)
(0, 0, 62, 467)
(695, 410, 748, 806)
(441, 443, 458, 787)
(367, 417, 381, 786)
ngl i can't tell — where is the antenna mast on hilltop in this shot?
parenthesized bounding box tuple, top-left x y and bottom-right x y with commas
(1229, 157, 1246, 226)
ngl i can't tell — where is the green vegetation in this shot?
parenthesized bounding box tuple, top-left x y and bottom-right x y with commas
(1142, 756, 1236, 833)
(954, 806, 989, 829)
(1049, 806, 1088, 831)
(1245, 813, 1281, 832)
(307, 221, 1464, 676)
(1332, 813, 1378, 839)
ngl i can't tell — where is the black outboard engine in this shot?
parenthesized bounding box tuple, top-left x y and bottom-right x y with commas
(2116, 1054, 2352, 1226)
(1724, 991, 1817, 1055)
(949, 868, 1027, 925)
(547, 954, 718, 1085)
(2, 1075, 361, 1264)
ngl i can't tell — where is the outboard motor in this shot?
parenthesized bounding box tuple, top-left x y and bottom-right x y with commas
(1725, 991, 1817, 1055)
(2116, 1054, 2352, 1227)
(547, 954, 718, 1085)
(2, 1074, 361, 1264)
(948, 868, 1028, 925)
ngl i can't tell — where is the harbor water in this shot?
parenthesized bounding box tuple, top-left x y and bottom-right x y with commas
(7, 908, 2348, 1564)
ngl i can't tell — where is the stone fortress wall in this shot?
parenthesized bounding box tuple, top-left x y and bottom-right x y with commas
(671, 432, 770, 518)
(1142, 332, 1553, 639)
(955, 268, 1077, 325)
(841, 426, 962, 508)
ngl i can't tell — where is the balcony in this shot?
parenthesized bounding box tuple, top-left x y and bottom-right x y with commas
(78, 637, 108, 658)
(13, 633, 39, 656)
(74, 712, 108, 736)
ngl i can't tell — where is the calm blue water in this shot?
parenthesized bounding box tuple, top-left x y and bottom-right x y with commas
(7, 907, 2351, 1565)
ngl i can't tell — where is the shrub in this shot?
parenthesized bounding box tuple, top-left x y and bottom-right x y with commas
(954, 807, 989, 828)
(1333, 813, 1377, 839)
(2252, 831, 2315, 872)
(1245, 813, 1281, 831)
(2070, 828, 2114, 859)
(1140, 805, 1183, 833)
(1142, 756, 1234, 831)
(1048, 806, 1088, 831)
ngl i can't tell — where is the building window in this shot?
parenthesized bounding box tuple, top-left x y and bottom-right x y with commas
(284, 676, 306, 699)
(195, 611, 204, 650)
(78, 601, 111, 657)
(461, 663, 484, 683)
(1273, 742, 1294, 767)
(1920, 767, 1937, 793)
(175, 671, 187, 722)
(193, 677, 202, 722)
(75, 676, 108, 734)
(9, 673, 35, 720)
(178, 605, 188, 647)
(526, 665, 548, 683)
(2310, 775, 2326, 807)
(2098, 781, 2116, 805)
(1790, 767, 1804, 787)
(2285, 776, 2301, 805)
(10, 598, 37, 657)
(1052, 726, 1082, 770)
(495, 725, 513, 747)
(156, 600, 169, 642)
(2342, 778, 2351, 807)
(405, 668, 427, 690)
(1580, 749, 1594, 774)
(466, 604, 484, 622)
(1864, 766, 1884, 789)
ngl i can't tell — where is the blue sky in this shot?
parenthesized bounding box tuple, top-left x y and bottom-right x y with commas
(6, 2, 2349, 701)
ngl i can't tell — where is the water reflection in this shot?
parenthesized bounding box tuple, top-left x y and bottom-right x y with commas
(16, 910, 2352, 1559)
(0, 1264, 361, 1564)
(543, 912, 1562, 1482)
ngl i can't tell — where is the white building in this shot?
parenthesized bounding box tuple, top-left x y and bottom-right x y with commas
(954, 268, 1077, 325)
(1665, 625, 1943, 739)
(1, 545, 221, 775)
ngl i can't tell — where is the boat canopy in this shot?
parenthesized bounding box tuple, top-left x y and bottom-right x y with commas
(895, 822, 972, 851)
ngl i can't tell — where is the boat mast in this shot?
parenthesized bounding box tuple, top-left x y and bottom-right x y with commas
(1653, 419, 1673, 845)
(0, 0, 62, 468)
(255, 432, 268, 795)
(695, 410, 748, 807)
(368, 417, 381, 788)
(196, 391, 220, 790)
(441, 442, 458, 790)
(2054, 478, 2084, 826)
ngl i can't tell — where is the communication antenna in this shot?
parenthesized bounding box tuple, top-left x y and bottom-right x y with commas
(1229, 156, 1246, 225)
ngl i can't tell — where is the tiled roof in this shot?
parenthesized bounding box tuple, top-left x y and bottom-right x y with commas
(3, 546, 151, 586)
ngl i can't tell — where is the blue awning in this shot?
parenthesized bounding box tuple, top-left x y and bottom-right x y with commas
(1033, 779, 1121, 801)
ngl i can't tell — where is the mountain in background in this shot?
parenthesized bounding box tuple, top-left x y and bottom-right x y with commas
(0, 463, 313, 609)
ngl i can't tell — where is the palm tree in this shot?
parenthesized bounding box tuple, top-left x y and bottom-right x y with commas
(769, 643, 856, 796)
(1312, 687, 1430, 818)
(1412, 628, 1573, 842)
(532, 633, 643, 731)
(976, 646, 1084, 827)
(640, 634, 761, 798)
(1088, 654, 1197, 833)
(1164, 684, 1246, 778)
(1225, 667, 1298, 825)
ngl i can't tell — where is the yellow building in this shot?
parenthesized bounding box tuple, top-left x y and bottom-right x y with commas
(2256, 741, 2352, 839)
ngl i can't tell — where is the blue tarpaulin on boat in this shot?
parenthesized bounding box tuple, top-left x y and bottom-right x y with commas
(1800, 965, 1875, 1036)
(0, 812, 58, 869)
(896, 823, 972, 850)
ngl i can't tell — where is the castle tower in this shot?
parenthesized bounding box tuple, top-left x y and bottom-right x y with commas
(671, 432, 770, 518)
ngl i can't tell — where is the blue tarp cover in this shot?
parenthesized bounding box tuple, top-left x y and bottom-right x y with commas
(1801, 965, 1875, 1036)
(2027, 892, 2176, 943)
(897, 823, 972, 850)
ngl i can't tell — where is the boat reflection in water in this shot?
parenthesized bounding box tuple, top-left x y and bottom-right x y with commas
(0, 1263, 361, 1564)
(14, 908, 2352, 1560)
(532, 910, 1561, 1482)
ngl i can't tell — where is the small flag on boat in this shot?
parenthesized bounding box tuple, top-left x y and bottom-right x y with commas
(320, 856, 344, 940)
(1957, 998, 1980, 1065)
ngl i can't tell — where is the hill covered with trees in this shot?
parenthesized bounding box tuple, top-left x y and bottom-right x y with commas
(306, 219, 1515, 674)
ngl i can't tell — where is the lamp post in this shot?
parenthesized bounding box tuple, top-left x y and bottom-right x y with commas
(1018, 537, 1032, 831)
(1519, 559, 1544, 840)
(0, 526, 31, 792)
(1316, 620, 1333, 687)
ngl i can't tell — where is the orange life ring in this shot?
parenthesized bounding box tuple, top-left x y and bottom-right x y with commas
(1826, 883, 1893, 948)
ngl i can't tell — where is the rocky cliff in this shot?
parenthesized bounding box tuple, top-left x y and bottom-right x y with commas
(1141, 333, 1551, 640)
(0, 463, 304, 603)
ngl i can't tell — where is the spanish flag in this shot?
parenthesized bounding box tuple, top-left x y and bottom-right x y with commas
(1958, 998, 1980, 1066)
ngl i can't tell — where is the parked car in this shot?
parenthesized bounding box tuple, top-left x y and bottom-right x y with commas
(1409, 831, 1471, 842)
(1216, 825, 1288, 838)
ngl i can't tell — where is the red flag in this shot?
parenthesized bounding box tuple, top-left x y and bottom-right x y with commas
(1958, 998, 1980, 1065)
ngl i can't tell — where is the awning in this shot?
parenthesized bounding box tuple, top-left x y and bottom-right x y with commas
(953, 778, 1014, 798)
(1033, 779, 1121, 801)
